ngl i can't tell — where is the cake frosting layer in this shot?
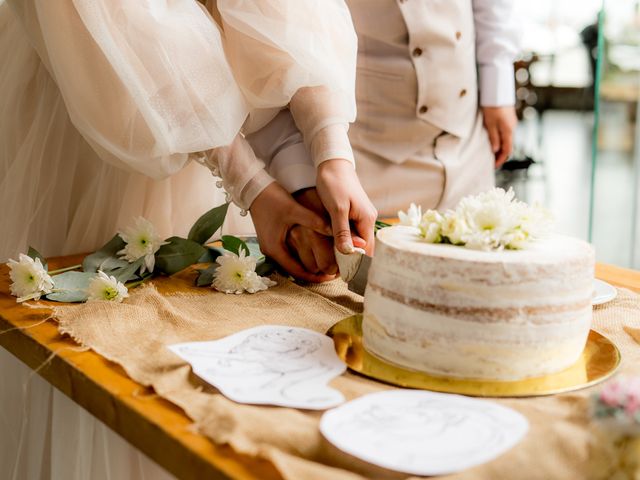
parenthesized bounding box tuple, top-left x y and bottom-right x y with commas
(362, 226, 595, 381)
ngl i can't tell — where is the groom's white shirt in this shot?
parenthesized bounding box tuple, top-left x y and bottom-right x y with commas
(246, 0, 519, 197)
(245, 109, 317, 194)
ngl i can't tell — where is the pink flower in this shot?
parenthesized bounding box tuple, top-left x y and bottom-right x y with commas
(600, 380, 625, 408)
(624, 379, 640, 418)
(598, 377, 640, 420)
(625, 396, 640, 418)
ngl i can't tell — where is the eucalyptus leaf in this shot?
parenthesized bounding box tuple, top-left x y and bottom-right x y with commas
(197, 247, 224, 264)
(221, 235, 250, 256)
(83, 235, 126, 273)
(110, 258, 144, 284)
(46, 271, 96, 303)
(97, 257, 130, 273)
(255, 257, 277, 277)
(188, 203, 229, 245)
(195, 264, 219, 287)
(27, 246, 47, 270)
(155, 237, 207, 276)
(245, 238, 264, 260)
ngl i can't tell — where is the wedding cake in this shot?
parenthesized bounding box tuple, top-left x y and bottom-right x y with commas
(362, 190, 595, 381)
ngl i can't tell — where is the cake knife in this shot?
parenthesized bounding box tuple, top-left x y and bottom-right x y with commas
(335, 248, 371, 296)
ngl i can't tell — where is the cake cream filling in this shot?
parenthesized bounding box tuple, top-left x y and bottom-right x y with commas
(367, 283, 592, 325)
(363, 316, 588, 381)
(364, 289, 592, 345)
(367, 267, 593, 309)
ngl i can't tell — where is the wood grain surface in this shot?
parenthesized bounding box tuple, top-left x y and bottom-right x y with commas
(0, 255, 281, 480)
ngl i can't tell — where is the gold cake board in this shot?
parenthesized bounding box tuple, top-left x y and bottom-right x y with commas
(327, 315, 621, 397)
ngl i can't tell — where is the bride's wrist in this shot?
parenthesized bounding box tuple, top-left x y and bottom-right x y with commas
(317, 158, 354, 172)
(248, 181, 287, 213)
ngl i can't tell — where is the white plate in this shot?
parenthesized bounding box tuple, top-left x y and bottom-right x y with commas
(593, 279, 617, 306)
(320, 390, 528, 476)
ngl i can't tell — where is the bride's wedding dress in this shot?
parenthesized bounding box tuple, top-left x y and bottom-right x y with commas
(0, 0, 356, 261)
(0, 0, 357, 477)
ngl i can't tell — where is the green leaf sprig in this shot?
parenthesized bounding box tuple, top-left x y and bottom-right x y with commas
(19, 201, 276, 303)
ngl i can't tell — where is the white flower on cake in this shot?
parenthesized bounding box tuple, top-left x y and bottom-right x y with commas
(117, 217, 167, 274)
(509, 201, 554, 250)
(455, 188, 523, 250)
(7, 254, 54, 302)
(212, 250, 277, 295)
(86, 271, 129, 303)
(413, 188, 551, 250)
(418, 210, 443, 243)
(440, 211, 469, 245)
(398, 203, 422, 228)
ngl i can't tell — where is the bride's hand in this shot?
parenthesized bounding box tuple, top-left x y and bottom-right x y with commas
(249, 182, 332, 282)
(316, 159, 377, 255)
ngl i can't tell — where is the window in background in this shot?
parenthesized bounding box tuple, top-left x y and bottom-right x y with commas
(592, 0, 640, 268)
(500, 0, 640, 268)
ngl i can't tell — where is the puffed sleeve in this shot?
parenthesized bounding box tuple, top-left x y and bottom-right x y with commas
(217, 0, 358, 168)
(8, 0, 249, 180)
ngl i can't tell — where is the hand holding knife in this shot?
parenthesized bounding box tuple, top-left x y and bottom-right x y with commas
(334, 220, 389, 295)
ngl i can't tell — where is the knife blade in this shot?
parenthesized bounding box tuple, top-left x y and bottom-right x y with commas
(347, 253, 372, 296)
(334, 247, 373, 296)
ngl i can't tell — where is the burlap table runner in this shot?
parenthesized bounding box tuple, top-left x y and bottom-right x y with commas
(51, 270, 640, 480)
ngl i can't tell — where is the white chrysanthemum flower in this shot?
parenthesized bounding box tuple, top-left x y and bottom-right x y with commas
(507, 202, 553, 249)
(212, 250, 277, 294)
(455, 188, 523, 250)
(505, 229, 528, 250)
(398, 203, 423, 228)
(7, 254, 54, 301)
(117, 217, 167, 274)
(440, 211, 469, 245)
(86, 271, 129, 303)
(418, 210, 444, 243)
(407, 188, 553, 251)
(451, 187, 554, 251)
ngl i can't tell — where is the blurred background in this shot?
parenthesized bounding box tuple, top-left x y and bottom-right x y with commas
(502, 0, 640, 268)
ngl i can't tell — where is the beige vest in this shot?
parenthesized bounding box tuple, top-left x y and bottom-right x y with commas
(347, 0, 478, 163)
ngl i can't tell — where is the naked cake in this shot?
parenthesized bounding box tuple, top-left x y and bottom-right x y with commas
(362, 190, 595, 381)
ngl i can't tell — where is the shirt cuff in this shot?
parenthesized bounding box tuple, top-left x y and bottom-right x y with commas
(310, 124, 355, 169)
(240, 168, 275, 211)
(269, 142, 317, 193)
(478, 62, 516, 107)
(289, 86, 356, 168)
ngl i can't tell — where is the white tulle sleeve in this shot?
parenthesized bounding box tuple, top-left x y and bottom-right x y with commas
(9, 0, 358, 209)
(217, 0, 358, 168)
(9, 0, 251, 181)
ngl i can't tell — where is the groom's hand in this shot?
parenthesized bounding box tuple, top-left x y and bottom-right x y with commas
(287, 188, 338, 281)
(250, 182, 333, 283)
(287, 188, 367, 281)
(482, 106, 518, 168)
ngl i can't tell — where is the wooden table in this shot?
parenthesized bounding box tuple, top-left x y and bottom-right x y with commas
(1, 257, 639, 480)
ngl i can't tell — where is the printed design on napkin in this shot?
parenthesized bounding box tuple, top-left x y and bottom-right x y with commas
(169, 326, 346, 409)
(320, 390, 529, 476)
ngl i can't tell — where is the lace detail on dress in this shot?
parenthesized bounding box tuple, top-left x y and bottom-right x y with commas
(190, 137, 274, 212)
(191, 151, 234, 205)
